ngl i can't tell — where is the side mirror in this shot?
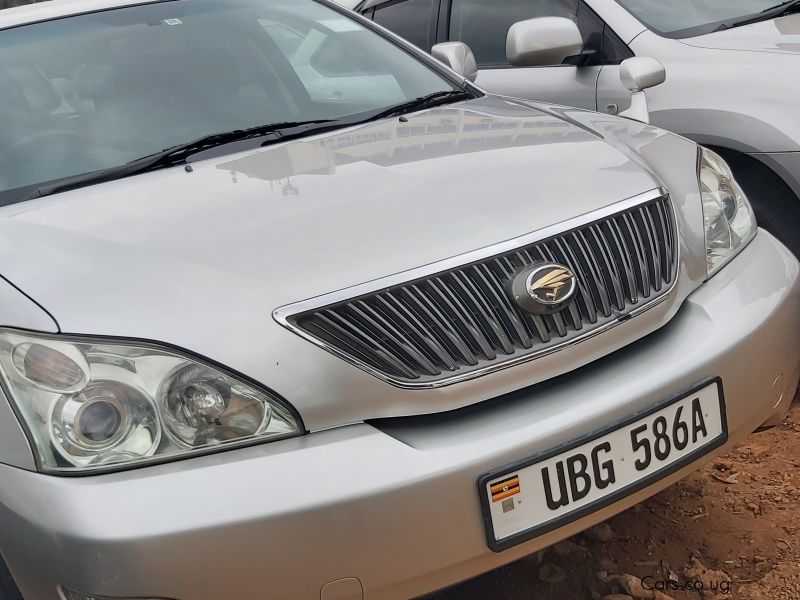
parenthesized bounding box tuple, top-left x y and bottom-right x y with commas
(618, 57, 666, 124)
(619, 57, 666, 92)
(506, 17, 583, 67)
(431, 42, 478, 83)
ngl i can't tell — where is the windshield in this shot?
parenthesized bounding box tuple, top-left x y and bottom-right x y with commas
(0, 0, 455, 198)
(615, 0, 790, 37)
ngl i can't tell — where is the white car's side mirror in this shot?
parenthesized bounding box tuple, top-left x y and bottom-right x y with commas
(618, 57, 667, 124)
(431, 42, 478, 83)
(506, 17, 583, 67)
(620, 57, 666, 92)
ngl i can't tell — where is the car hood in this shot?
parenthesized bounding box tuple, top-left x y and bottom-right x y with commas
(0, 95, 664, 425)
(682, 12, 800, 54)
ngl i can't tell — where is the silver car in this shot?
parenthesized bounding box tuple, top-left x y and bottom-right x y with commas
(352, 0, 800, 258)
(0, 0, 798, 599)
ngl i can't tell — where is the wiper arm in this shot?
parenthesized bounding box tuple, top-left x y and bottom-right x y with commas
(27, 88, 472, 201)
(367, 90, 472, 121)
(761, 0, 800, 13)
(30, 119, 336, 199)
(728, 0, 800, 28)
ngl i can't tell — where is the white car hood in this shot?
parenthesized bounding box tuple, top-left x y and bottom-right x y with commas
(0, 96, 660, 339)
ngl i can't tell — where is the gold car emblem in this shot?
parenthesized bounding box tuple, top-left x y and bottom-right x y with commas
(528, 265, 577, 305)
(511, 263, 578, 314)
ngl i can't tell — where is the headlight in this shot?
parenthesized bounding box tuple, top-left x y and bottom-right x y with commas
(699, 147, 757, 276)
(0, 331, 302, 473)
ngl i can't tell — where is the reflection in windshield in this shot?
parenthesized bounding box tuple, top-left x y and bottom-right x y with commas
(0, 0, 453, 197)
(616, 0, 788, 36)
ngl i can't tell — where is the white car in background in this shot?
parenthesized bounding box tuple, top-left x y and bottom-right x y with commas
(261, 16, 407, 105)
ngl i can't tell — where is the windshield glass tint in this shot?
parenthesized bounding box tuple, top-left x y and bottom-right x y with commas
(616, 0, 785, 35)
(0, 0, 453, 196)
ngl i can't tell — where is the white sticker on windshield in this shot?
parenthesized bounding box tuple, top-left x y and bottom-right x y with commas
(162, 18, 183, 26)
(318, 18, 362, 33)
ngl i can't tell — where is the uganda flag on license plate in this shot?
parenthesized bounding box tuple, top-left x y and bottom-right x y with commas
(490, 475, 520, 502)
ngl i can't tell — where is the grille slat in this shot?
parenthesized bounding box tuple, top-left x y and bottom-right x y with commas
(606, 218, 639, 303)
(573, 230, 612, 318)
(316, 311, 419, 379)
(453, 271, 515, 355)
(292, 194, 677, 386)
(378, 294, 459, 371)
(352, 301, 441, 377)
(429, 277, 497, 361)
(406, 284, 479, 366)
(588, 224, 627, 311)
(333, 306, 423, 377)
(654, 200, 675, 278)
(642, 206, 664, 290)
(562, 233, 601, 323)
(473, 264, 533, 349)
(636, 206, 661, 292)
(622, 212, 651, 297)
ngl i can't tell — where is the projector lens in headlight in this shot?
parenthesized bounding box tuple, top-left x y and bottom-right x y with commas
(50, 380, 160, 466)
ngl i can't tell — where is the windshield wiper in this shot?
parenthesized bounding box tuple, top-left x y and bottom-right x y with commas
(728, 0, 800, 28)
(26, 89, 473, 200)
(761, 0, 800, 13)
(367, 90, 472, 121)
(29, 119, 337, 199)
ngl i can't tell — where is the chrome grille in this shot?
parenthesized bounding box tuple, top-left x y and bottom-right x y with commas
(280, 191, 677, 387)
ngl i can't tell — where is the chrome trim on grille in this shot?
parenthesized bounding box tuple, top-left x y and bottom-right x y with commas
(274, 188, 678, 389)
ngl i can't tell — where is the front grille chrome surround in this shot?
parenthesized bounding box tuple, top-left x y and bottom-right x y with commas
(274, 188, 678, 389)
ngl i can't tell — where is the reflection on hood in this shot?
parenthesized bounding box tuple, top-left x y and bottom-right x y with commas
(220, 105, 589, 183)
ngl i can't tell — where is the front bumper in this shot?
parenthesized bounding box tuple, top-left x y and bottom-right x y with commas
(1, 231, 798, 600)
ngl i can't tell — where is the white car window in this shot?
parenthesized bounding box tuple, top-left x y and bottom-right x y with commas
(372, 0, 437, 50)
(261, 19, 407, 105)
(450, 0, 580, 66)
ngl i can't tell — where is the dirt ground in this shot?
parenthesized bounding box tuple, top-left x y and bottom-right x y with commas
(430, 397, 800, 600)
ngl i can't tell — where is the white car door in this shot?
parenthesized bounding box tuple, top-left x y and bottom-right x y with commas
(446, 0, 633, 111)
